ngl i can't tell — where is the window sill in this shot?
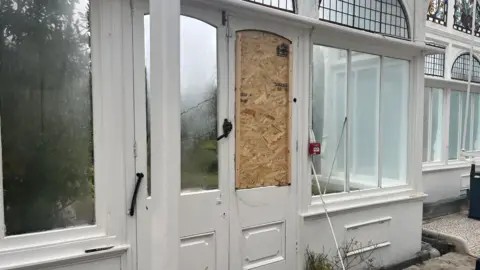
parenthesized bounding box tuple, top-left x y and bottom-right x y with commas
(0, 235, 122, 270)
(304, 187, 425, 218)
(422, 161, 471, 173)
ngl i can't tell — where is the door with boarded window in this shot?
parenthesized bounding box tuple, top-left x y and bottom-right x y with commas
(228, 18, 297, 270)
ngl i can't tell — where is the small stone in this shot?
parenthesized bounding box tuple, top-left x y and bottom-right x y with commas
(428, 248, 441, 258)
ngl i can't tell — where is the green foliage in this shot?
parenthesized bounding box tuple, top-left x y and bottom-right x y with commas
(304, 239, 378, 270)
(0, 0, 94, 235)
(305, 247, 333, 270)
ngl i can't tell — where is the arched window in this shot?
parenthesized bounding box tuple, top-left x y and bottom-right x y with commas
(453, 0, 480, 36)
(244, 0, 295, 12)
(318, 0, 410, 40)
(451, 53, 480, 83)
(427, 0, 448, 26)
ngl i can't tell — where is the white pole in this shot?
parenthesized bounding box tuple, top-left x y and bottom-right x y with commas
(461, 0, 477, 158)
(150, 0, 181, 269)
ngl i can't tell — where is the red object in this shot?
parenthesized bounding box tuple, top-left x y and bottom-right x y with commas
(309, 142, 321, 156)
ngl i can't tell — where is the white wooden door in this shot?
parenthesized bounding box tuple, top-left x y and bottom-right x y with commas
(132, 1, 230, 269)
(227, 16, 298, 270)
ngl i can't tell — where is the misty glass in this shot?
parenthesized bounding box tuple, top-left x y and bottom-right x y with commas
(180, 16, 218, 192)
(311, 45, 347, 195)
(349, 52, 380, 191)
(449, 90, 461, 160)
(381, 57, 408, 187)
(0, 0, 94, 235)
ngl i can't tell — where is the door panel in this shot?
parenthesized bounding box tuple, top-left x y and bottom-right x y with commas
(133, 2, 229, 269)
(229, 19, 297, 270)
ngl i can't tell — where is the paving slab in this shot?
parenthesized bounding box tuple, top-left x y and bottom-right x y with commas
(404, 252, 476, 270)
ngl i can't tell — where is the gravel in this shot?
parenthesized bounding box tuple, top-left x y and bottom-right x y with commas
(423, 211, 480, 256)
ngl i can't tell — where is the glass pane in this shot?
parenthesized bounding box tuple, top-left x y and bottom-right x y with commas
(312, 45, 347, 195)
(449, 90, 461, 160)
(349, 52, 380, 191)
(461, 92, 473, 150)
(381, 57, 409, 187)
(430, 88, 444, 161)
(423, 88, 431, 162)
(180, 16, 218, 192)
(1, 0, 94, 235)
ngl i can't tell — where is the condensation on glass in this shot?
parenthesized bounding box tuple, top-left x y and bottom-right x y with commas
(0, 0, 94, 235)
(244, 0, 295, 12)
(381, 57, 409, 187)
(349, 52, 380, 191)
(423, 88, 444, 163)
(427, 0, 448, 25)
(453, 0, 480, 36)
(311, 45, 348, 195)
(318, 0, 410, 40)
(311, 47, 409, 195)
(449, 90, 462, 160)
(451, 53, 480, 83)
(143, 16, 218, 193)
(180, 16, 218, 192)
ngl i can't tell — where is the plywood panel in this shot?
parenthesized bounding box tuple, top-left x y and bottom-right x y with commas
(235, 31, 292, 189)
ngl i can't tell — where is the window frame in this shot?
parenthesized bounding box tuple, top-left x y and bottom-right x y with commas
(423, 76, 480, 172)
(0, 0, 132, 266)
(318, 0, 411, 40)
(244, 0, 296, 13)
(309, 41, 414, 203)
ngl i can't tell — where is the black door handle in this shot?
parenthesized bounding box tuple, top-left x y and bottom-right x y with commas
(217, 119, 233, 141)
(129, 172, 145, 217)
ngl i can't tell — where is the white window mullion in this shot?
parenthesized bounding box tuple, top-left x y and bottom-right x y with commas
(378, 56, 383, 188)
(345, 50, 352, 192)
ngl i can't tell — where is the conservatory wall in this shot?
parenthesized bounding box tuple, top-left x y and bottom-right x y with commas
(423, 0, 480, 206)
(0, 0, 430, 269)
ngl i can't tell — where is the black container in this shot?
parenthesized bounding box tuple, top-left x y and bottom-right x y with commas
(469, 164, 480, 220)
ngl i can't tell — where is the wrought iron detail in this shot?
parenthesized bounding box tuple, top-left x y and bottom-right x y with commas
(425, 43, 446, 77)
(318, 0, 410, 40)
(243, 0, 295, 13)
(451, 53, 480, 83)
(427, 0, 448, 26)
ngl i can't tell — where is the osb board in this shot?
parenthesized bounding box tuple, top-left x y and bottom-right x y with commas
(235, 30, 292, 190)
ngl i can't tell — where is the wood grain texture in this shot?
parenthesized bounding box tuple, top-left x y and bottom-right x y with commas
(235, 30, 292, 189)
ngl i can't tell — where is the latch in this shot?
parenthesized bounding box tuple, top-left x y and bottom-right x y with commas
(217, 119, 233, 141)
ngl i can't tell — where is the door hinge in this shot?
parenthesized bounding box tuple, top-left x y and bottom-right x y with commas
(296, 140, 299, 152)
(133, 142, 138, 158)
(222, 11, 232, 38)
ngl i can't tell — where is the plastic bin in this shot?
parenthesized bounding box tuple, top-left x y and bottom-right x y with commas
(469, 164, 480, 220)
